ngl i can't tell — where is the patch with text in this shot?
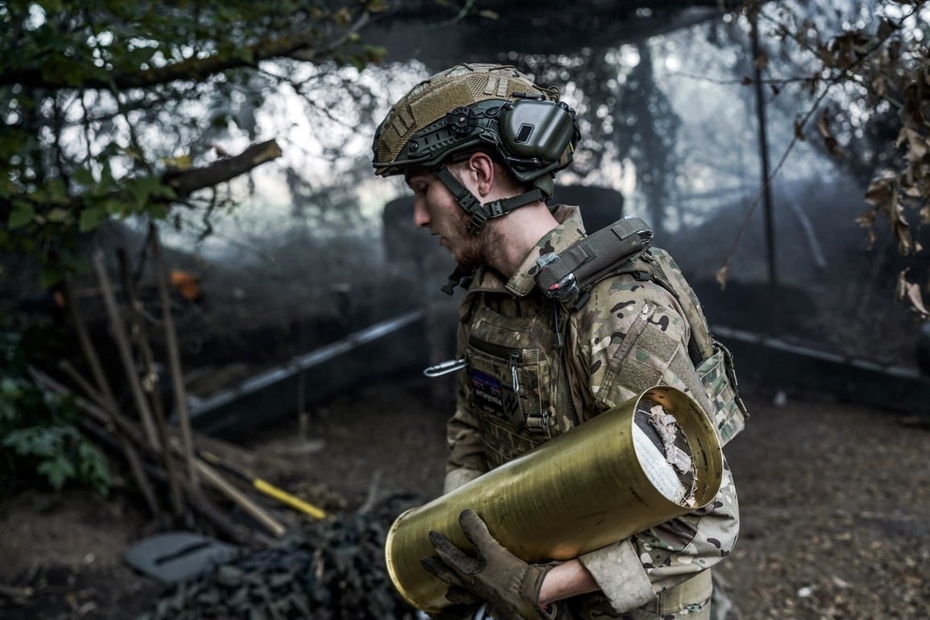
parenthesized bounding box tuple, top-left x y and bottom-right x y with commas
(468, 368, 520, 422)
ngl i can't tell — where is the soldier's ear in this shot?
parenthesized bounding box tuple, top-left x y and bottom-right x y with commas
(467, 152, 497, 198)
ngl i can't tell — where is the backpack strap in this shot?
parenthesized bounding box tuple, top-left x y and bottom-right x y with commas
(534, 217, 653, 309)
(534, 226, 748, 444)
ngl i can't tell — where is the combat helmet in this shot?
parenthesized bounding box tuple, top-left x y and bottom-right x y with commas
(372, 63, 580, 235)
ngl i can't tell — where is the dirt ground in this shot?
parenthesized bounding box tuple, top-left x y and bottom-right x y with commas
(1, 374, 929, 620)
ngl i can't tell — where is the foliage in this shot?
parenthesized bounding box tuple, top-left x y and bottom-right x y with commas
(0, 0, 387, 283)
(726, 0, 930, 316)
(0, 329, 111, 496)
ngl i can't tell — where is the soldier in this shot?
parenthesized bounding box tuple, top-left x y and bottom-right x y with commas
(372, 64, 745, 620)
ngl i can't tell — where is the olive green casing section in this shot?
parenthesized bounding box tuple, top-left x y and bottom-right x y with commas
(384, 386, 723, 614)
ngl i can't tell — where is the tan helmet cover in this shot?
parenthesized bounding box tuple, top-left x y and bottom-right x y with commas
(372, 63, 559, 177)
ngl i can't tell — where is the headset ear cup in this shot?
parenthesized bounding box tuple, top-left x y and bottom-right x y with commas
(500, 99, 577, 169)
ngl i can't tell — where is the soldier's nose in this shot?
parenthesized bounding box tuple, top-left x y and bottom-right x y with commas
(413, 201, 430, 229)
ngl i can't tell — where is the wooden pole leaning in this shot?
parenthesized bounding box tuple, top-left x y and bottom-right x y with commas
(91, 251, 162, 451)
(60, 277, 161, 517)
(117, 247, 185, 518)
(148, 225, 199, 489)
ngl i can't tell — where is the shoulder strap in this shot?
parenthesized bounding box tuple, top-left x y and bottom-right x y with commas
(533, 217, 653, 308)
(640, 249, 716, 363)
(533, 220, 712, 367)
(537, 229, 749, 442)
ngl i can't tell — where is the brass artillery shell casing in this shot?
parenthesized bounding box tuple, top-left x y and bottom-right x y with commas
(384, 386, 724, 613)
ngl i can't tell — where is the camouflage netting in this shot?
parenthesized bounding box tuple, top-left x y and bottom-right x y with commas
(136, 494, 423, 620)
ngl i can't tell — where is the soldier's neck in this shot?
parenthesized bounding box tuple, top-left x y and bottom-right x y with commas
(482, 203, 559, 279)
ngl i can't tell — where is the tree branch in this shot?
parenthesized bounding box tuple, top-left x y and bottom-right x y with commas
(0, 139, 283, 221)
(163, 139, 282, 198)
(0, 12, 371, 91)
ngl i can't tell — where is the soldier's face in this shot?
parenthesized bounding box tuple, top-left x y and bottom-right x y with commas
(406, 167, 483, 267)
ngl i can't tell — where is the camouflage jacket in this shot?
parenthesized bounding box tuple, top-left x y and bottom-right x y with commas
(444, 206, 739, 617)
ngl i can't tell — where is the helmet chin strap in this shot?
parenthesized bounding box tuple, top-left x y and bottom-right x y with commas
(432, 166, 550, 235)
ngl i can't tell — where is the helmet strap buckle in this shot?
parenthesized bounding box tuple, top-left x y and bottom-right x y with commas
(433, 165, 550, 236)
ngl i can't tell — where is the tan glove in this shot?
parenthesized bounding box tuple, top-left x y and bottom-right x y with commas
(421, 509, 558, 620)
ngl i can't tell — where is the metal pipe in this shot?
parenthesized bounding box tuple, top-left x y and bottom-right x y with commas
(751, 12, 780, 334)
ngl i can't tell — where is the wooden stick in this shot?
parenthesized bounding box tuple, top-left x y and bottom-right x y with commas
(39, 369, 259, 546)
(35, 366, 284, 542)
(194, 459, 287, 538)
(60, 277, 119, 415)
(91, 251, 161, 451)
(118, 247, 185, 518)
(58, 359, 104, 409)
(180, 477, 260, 547)
(79, 413, 257, 548)
(59, 279, 161, 517)
(149, 225, 199, 488)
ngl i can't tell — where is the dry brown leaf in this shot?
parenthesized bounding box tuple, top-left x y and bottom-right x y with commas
(855, 208, 876, 228)
(864, 177, 893, 208)
(715, 263, 730, 291)
(816, 111, 832, 138)
(895, 269, 908, 300)
(896, 270, 930, 319)
(871, 74, 887, 98)
(817, 44, 834, 68)
(902, 128, 929, 163)
(816, 111, 844, 157)
(876, 17, 897, 42)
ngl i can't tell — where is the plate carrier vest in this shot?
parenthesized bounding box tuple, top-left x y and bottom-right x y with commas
(460, 217, 748, 469)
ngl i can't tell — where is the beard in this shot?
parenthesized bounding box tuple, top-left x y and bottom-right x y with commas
(446, 205, 485, 268)
(449, 214, 507, 271)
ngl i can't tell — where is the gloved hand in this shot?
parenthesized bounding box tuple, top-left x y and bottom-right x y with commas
(421, 509, 558, 620)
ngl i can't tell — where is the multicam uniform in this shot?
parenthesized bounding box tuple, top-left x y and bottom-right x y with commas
(443, 206, 740, 620)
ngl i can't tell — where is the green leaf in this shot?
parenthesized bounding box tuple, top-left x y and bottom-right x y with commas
(128, 175, 174, 207)
(78, 206, 109, 232)
(72, 167, 95, 186)
(40, 266, 63, 289)
(7, 203, 35, 230)
(0, 378, 24, 423)
(2, 427, 60, 458)
(235, 47, 255, 64)
(104, 197, 126, 215)
(46, 208, 71, 223)
(38, 0, 64, 14)
(38, 455, 76, 490)
(146, 203, 170, 219)
(75, 439, 111, 495)
(46, 178, 70, 205)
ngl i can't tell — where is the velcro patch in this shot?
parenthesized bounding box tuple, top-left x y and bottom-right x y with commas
(468, 369, 519, 422)
(411, 81, 477, 130)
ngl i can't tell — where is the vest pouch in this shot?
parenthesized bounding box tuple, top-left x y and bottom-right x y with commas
(466, 338, 551, 432)
(466, 331, 554, 467)
(695, 342, 747, 447)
